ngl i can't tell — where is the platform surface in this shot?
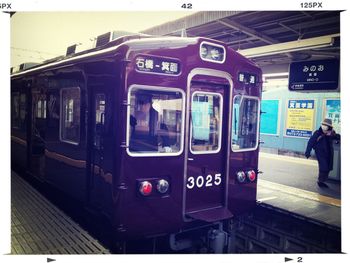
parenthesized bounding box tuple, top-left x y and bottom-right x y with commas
(11, 171, 110, 254)
(257, 152, 341, 228)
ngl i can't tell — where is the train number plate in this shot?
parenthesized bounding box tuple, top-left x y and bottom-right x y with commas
(186, 173, 222, 189)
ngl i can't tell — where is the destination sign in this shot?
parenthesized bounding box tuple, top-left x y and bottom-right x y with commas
(238, 72, 257, 85)
(288, 59, 339, 91)
(135, 55, 180, 75)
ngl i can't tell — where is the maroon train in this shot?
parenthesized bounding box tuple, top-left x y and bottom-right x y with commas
(11, 32, 262, 252)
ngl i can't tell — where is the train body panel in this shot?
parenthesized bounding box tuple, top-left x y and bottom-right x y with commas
(11, 35, 262, 246)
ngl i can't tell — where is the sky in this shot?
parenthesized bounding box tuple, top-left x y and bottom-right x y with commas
(10, 12, 195, 67)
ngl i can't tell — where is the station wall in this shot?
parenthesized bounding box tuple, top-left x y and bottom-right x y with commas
(260, 86, 340, 156)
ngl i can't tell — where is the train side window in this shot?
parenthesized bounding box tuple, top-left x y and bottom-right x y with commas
(60, 87, 81, 145)
(19, 94, 26, 121)
(190, 92, 222, 153)
(12, 93, 27, 132)
(127, 86, 184, 156)
(232, 95, 260, 151)
(94, 93, 105, 147)
(11, 92, 20, 129)
(36, 99, 47, 119)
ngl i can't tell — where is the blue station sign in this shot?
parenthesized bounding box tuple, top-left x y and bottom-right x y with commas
(135, 55, 180, 75)
(288, 59, 339, 91)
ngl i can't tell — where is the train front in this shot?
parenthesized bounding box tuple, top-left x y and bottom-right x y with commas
(113, 36, 262, 251)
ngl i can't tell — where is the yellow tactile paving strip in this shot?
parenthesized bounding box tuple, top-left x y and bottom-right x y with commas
(258, 179, 341, 207)
(259, 152, 318, 166)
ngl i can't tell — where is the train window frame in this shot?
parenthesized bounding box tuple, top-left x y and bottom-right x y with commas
(231, 95, 260, 152)
(189, 91, 223, 155)
(126, 84, 185, 157)
(59, 86, 81, 145)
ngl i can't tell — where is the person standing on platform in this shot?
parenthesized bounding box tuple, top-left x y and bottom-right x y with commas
(305, 118, 341, 188)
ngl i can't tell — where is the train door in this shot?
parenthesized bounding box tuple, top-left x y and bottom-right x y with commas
(90, 87, 106, 185)
(29, 87, 46, 181)
(87, 79, 115, 210)
(185, 73, 233, 222)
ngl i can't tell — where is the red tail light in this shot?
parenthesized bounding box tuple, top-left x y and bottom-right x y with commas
(247, 170, 256, 182)
(139, 181, 152, 196)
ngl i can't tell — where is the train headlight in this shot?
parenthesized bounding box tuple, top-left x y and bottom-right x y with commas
(139, 181, 153, 196)
(236, 171, 246, 183)
(200, 46, 208, 57)
(210, 48, 220, 60)
(247, 170, 256, 182)
(199, 42, 225, 63)
(157, 179, 169, 194)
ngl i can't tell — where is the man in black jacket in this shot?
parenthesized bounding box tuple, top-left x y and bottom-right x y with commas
(305, 118, 341, 188)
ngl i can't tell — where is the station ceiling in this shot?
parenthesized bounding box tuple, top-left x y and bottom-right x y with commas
(142, 11, 340, 68)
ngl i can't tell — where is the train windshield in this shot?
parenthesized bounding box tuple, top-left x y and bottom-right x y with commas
(232, 95, 259, 151)
(128, 86, 184, 155)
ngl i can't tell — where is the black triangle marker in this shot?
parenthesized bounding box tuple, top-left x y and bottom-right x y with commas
(285, 257, 293, 262)
(47, 258, 56, 263)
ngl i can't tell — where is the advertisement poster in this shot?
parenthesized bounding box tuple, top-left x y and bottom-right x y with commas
(324, 99, 341, 134)
(285, 99, 315, 138)
(260, 100, 279, 135)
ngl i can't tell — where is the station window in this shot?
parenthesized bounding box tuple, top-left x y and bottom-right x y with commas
(190, 92, 222, 153)
(60, 87, 80, 144)
(128, 86, 184, 155)
(232, 95, 259, 151)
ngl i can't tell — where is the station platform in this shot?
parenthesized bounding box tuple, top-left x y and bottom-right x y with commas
(11, 171, 110, 254)
(257, 152, 341, 228)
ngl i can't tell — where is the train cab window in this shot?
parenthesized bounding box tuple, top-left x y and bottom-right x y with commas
(60, 87, 81, 144)
(232, 95, 259, 151)
(128, 86, 184, 156)
(190, 92, 222, 153)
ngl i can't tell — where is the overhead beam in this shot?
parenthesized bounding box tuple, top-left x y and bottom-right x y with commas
(217, 18, 279, 44)
(261, 16, 339, 37)
(238, 34, 339, 58)
(278, 22, 300, 35)
(217, 18, 301, 59)
(142, 11, 243, 36)
(306, 50, 340, 58)
(226, 36, 257, 46)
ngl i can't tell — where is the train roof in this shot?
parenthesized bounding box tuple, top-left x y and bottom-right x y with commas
(11, 33, 257, 79)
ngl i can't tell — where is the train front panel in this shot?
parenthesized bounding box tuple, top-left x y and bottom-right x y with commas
(112, 37, 262, 240)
